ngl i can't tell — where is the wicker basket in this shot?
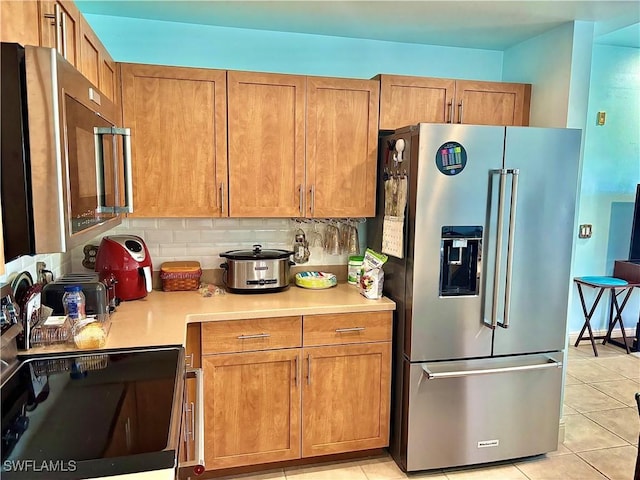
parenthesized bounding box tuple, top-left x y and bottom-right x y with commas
(160, 261, 202, 291)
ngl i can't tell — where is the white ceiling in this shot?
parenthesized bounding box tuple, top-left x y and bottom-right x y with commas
(76, 0, 640, 50)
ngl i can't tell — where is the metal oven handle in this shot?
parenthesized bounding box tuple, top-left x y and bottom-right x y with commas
(182, 368, 205, 470)
(94, 127, 134, 214)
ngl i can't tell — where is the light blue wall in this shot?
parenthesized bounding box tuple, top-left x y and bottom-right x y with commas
(84, 14, 504, 79)
(502, 22, 583, 128)
(569, 44, 640, 333)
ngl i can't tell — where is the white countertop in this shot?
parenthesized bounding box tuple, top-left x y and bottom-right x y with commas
(24, 283, 395, 355)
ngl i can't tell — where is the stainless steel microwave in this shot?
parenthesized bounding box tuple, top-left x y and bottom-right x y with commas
(1, 43, 132, 258)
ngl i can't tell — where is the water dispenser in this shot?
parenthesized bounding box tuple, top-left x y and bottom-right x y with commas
(439, 226, 482, 296)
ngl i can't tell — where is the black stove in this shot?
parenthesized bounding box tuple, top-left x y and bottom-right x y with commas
(1, 347, 184, 479)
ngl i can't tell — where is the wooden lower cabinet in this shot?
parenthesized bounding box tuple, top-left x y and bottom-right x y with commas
(301, 342, 391, 457)
(202, 349, 301, 469)
(198, 312, 392, 472)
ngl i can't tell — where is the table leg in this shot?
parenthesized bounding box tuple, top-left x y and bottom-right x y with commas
(574, 283, 605, 356)
(603, 287, 635, 354)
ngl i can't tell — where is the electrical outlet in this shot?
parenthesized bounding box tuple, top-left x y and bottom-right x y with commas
(579, 224, 592, 239)
(597, 112, 606, 126)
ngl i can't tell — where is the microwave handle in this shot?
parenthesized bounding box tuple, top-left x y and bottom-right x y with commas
(94, 127, 133, 214)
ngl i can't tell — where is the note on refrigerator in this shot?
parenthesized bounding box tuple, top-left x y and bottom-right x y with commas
(382, 216, 405, 258)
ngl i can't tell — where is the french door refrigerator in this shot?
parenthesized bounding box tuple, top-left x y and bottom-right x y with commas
(367, 123, 581, 472)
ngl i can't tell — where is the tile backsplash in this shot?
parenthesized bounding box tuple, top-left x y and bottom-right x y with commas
(73, 217, 367, 272)
(1, 218, 367, 286)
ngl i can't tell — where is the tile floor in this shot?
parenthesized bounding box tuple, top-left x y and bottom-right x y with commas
(219, 343, 639, 480)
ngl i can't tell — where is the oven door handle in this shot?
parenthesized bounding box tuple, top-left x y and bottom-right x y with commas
(94, 127, 133, 214)
(182, 367, 205, 470)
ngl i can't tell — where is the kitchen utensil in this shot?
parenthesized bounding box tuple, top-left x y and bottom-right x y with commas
(42, 273, 114, 315)
(308, 221, 324, 248)
(10, 271, 33, 308)
(294, 272, 338, 289)
(220, 244, 294, 293)
(348, 223, 360, 255)
(95, 235, 153, 301)
(324, 222, 340, 255)
(293, 229, 310, 264)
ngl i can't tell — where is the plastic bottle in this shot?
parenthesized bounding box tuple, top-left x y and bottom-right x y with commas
(63, 285, 86, 322)
(348, 255, 365, 285)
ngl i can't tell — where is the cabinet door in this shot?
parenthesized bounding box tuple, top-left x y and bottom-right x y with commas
(306, 77, 379, 218)
(120, 63, 228, 217)
(227, 71, 306, 217)
(39, 0, 80, 67)
(454, 80, 531, 126)
(378, 75, 455, 129)
(0, 1, 40, 45)
(302, 342, 391, 457)
(100, 56, 117, 102)
(203, 350, 301, 469)
(78, 16, 100, 87)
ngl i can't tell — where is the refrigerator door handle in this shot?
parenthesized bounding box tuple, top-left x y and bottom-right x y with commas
(487, 169, 508, 329)
(422, 358, 562, 380)
(499, 169, 519, 329)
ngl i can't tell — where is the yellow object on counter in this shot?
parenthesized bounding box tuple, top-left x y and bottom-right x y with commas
(295, 272, 338, 289)
(73, 320, 107, 349)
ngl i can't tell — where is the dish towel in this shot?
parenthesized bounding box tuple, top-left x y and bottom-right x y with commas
(382, 177, 407, 258)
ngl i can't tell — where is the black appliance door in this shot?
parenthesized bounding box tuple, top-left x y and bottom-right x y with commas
(63, 94, 118, 235)
(0, 43, 35, 261)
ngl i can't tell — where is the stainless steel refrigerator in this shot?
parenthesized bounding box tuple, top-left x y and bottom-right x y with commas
(367, 124, 581, 472)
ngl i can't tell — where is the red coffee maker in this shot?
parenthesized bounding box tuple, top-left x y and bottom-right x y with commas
(95, 235, 153, 301)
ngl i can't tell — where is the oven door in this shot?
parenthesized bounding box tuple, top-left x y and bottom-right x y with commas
(63, 93, 132, 236)
(25, 46, 133, 254)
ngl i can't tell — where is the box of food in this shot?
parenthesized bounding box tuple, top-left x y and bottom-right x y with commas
(160, 261, 202, 291)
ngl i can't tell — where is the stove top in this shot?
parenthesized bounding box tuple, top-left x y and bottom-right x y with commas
(1, 347, 184, 479)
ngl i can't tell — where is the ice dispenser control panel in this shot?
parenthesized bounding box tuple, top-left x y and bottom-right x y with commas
(439, 226, 482, 297)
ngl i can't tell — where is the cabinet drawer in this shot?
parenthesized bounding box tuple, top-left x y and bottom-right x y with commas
(202, 316, 302, 354)
(303, 312, 392, 346)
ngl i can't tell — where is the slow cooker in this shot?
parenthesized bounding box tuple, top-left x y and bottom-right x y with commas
(220, 245, 294, 293)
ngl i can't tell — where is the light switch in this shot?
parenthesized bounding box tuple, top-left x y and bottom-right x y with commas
(579, 224, 592, 239)
(597, 112, 606, 126)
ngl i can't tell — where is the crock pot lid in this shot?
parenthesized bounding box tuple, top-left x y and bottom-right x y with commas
(220, 244, 294, 260)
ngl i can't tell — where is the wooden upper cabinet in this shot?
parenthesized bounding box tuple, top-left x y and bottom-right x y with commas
(306, 77, 379, 218)
(454, 80, 531, 126)
(78, 16, 100, 87)
(101, 56, 117, 101)
(227, 71, 306, 217)
(78, 16, 117, 101)
(377, 74, 531, 128)
(0, 1, 41, 45)
(203, 350, 301, 469)
(39, 0, 80, 67)
(120, 63, 228, 217)
(302, 342, 391, 457)
(377, 75, 455, 130)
